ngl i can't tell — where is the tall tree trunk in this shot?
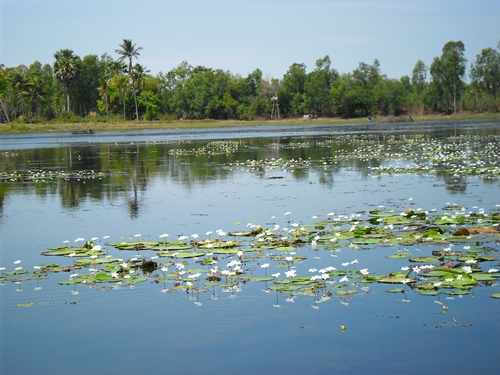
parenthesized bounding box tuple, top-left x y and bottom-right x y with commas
(134, 90, 139, 121)
(122, 94, 126, 120)
(0, 98, 10, 123)
(105, 94, 109, 122)
(453, 83, 456, 114)
(66, 90, 70, 113)
(133, 88, 139, 120)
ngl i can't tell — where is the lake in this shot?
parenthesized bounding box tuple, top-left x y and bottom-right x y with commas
(1, 119, 500, 374)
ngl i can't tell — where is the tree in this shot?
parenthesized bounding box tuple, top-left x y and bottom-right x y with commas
(412, 60, 427, 114)
(430, 41, 466, 113)
(53, 49, 81, 112)
(278, 63, 307, 116)
(470, 47, 500, 109)
(303, 56, 338, 116)
(111, 72, 129, 120)
(97, 78, 111, 121)
(133, 63, 150, 116)
(0, 63, 10, 122)
(115, 39, 142, 120)
(22, 75, 48, 118)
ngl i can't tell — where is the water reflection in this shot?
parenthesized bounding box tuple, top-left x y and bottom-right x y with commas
(2, 123, 500, 375)
(2, 128, 500, 221)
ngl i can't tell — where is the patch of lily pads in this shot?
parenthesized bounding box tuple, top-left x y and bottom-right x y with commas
(3, 201, 500, 308)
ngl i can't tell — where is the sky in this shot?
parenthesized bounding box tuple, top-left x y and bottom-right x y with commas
(1, 0, 499, 80)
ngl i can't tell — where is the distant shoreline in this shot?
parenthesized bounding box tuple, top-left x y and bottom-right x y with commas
(1, 113, 499, 135)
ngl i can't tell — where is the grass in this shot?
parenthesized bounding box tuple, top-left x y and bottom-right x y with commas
(1, 112, 499, 135)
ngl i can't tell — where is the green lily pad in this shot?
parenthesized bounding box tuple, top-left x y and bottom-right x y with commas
(247, 277, 274, 282)
(378, 275, 415, 284)
(414, 289, 440, 296)
(17, 302, 37, 307)
(491, 293, 500, 299)
(123, 277, 147, 285)
(386, 288, 404, 293)
(445, 289, 471, 295)
(386, 252, 412, 259)
(409, 256, 441, 263)
(168, 251, 206, 259)
(336, 289, 358, 295)
(469, 273, 498, 281)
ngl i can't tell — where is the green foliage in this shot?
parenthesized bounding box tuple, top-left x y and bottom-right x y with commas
(429, 41, 467, 113)
(1, 39, 499, 124)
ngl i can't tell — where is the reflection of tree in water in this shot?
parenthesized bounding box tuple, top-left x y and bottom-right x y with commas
(125, 143, 150, 219)
(60, 178, 80, 208)
(0, 191, 4, 222)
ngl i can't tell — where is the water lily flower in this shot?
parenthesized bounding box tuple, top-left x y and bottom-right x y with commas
(261, 263, 270, 269)
(14, 260, 22, 264)
(488, 268, 499, 273)
(339, 276, 349, 283)
(359, 269, 370, 276)
(462, 266, 473, 274)
(272, 273, 280, 278)
(285, 269, 296, 278)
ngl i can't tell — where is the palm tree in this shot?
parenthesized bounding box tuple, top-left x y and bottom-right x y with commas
(22, 75, 47, 118)
(53, 49, 81, 112)
(0, 63, 10, 123)
(112, 73, 129, 120)
(133, 63, 150, 114)
(97, 78, 111, 122)
(115, 39, 142, 120)
(9, 66, 27, 117)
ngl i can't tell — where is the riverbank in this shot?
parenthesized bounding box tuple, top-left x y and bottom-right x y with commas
(1, 112, 499, 135)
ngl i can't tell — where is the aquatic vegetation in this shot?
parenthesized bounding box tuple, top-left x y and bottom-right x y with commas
(3, 202, 499, 308)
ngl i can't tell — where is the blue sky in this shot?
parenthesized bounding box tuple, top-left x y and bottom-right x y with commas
(1, 0, 499, 80)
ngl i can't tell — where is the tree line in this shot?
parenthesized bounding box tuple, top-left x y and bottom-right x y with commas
(0, 39, 499, 124)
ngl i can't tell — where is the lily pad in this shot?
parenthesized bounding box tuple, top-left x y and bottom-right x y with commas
(386, 252, 412, 259)
(409, 256, 441, 263)
(414, 289, 440, 296)
(386, 288, 404, 293)
(378, 275, 415, 284)
(336, 289, 358, 295)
